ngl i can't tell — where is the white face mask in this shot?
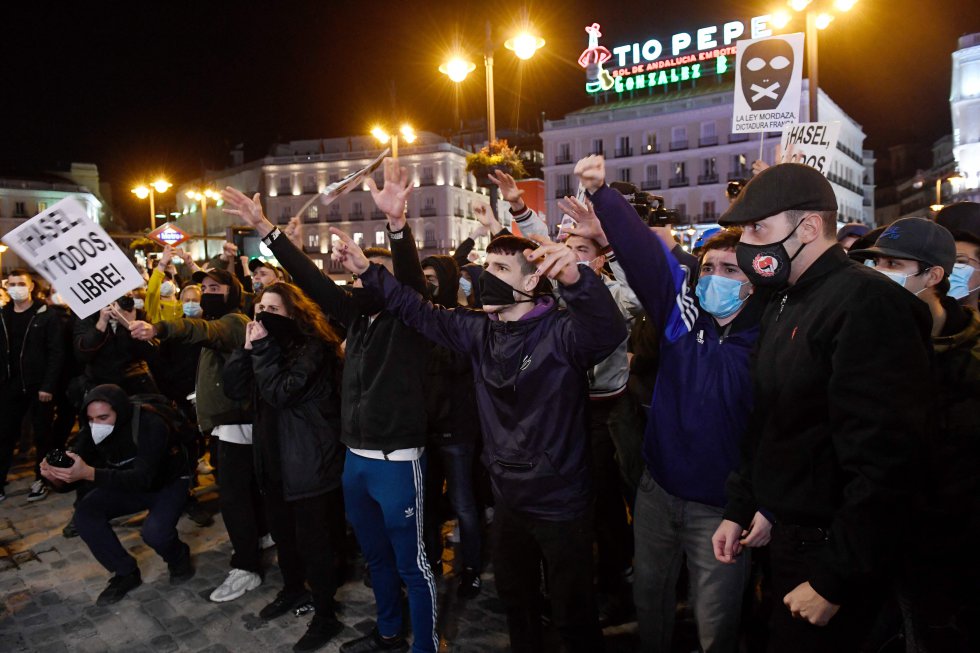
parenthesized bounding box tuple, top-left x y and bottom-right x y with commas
(90, 422, 114, 445)
(160, 281, 176, 297)
(133, 298, 145, 310)
(7, 287, 30, 302)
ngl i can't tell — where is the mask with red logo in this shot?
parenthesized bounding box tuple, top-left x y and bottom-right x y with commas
(735, 219, 806, 288)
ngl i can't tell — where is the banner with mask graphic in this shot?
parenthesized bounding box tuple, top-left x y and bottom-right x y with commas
(732, 33, 804, 134)
(779, 121, 841, 176)
(1, 197, 144, 319)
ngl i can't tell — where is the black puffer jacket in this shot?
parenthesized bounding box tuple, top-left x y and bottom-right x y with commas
(223, 334, 344, 501)
(0, 301, 65, 393)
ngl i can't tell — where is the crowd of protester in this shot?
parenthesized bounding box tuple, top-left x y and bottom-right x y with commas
(1, 154, 978, 653)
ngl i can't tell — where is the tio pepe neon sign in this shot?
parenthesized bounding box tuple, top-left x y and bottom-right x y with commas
(580, 15, 775, 95)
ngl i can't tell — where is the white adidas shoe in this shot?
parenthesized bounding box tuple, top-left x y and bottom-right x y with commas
(209, 568, 261, 602)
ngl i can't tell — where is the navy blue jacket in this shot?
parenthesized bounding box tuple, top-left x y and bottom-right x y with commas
(359, 264, 626, 520)
(590, 185, 762, 508)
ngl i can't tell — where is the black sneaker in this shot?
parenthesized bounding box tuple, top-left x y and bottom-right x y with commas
(260, 589, 310, 620)
(169, 549, 195, 584)
(339, 628, 408, 653)
(96, 570, 142, 606)
(457, 567, 482, 599)
(293, 614, 344, 652)
(62, 519, 78, 538)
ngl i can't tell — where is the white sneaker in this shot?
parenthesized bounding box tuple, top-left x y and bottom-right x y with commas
(209, 568, 261, 602)
(27, 480, 48, 502)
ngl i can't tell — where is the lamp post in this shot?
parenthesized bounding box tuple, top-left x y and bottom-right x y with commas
(0, 244, 7, 276)
(131, 179, 172, 231)
(185, 188, 222, 260)
(439, 20, 545, 144)
(771, 0, 858, 121)
(930, 173, 965, 212)
(371, 124, 417, 159)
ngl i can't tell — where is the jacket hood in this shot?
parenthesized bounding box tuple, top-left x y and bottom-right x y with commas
(81, 384, 133, 426)
(421, 255, 460, 307)
(934, 303, 980, 353)
(462, 263, 484, 307)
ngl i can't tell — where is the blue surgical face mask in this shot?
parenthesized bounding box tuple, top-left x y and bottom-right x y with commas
(695, 275, 749, 319)
(948, 263, 978, 300)
(183, 301, 202, 317)
(866, 259, 930, 295)
(459, 276, 472, 296)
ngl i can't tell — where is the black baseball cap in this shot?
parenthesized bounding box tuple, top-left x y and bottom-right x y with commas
(248, 258, 276, 273)
(849, 217, 956, 275)
(192, 268, 235, 286)
(836, 223, 870, 241)
(718, 163, 838, 225)
(936, 202, 980, 240)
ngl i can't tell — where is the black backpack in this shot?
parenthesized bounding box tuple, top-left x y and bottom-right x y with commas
(129, 393, 201, 462)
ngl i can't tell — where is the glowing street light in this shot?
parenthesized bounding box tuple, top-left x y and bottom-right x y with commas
(131, 178, 172, 230)
(371, 123, 416, 159)
(185, 188, 221, 260)
(0, 244, 8, 276)
(773, 0, 859, 121)
(439, 57, 477, 83)
(931, 173, 965, 212)
(505, 32, 545, 60)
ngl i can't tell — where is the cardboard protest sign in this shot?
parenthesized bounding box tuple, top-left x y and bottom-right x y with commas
(148, 222, 191, 247)
(1, 197, 144, 318)
(293, 148, 390, 219)
(779, 121, 841, 176)
(732, 33, 804, 134)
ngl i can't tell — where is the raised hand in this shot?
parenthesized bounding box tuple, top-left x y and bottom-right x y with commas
(473, 203, 501, 238)
(283, 216, 303, 247)
(556, 197, 608, 247)
(366, 158, 413, 230)
(328, 228, 370, 275)
(128, 320, 157, 341)
(523, 235, 580, 286)
(488, 169, 525, 207)
(159, 245, 174, 269)
(573, 155, 606, 193)
(221, 188, 275, 237)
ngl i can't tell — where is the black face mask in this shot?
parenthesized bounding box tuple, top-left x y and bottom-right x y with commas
(348, 287, 386, 316)
(256, 311, 300, 343)
(735, 220, 806, 288)
(425, 282, 438, 299)
(115, 296, 135, 312)
(200, 293, 228, 320)
(477, 271, 535, 307)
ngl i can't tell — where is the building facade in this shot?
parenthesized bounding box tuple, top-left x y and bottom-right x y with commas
(542, 80, 871, 235)
(952, 32, 980, 203)
(177, 133, 507, 277)
(0, 163, 105, 273)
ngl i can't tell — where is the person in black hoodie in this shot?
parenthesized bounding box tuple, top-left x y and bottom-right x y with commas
(40, 384, 194, 605)
(222, 158, 437, 653)
(224, 282, 346, 652)
(419, 254, 483, 598)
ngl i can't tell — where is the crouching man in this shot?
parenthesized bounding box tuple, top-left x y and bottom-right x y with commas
(40, 384, 195, 605)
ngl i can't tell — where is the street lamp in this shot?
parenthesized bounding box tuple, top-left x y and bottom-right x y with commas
(439, 20, 545, 143)
(0, 244, 7, 276)
(371, 124, 416, 159)
(131, 179, 172, 230)
(185, 188, 222, 260)
(772, 0, 859, 121)
(930, 173, 965, 212)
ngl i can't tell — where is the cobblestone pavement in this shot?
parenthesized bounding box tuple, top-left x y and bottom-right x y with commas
(1, 458, 641, 652)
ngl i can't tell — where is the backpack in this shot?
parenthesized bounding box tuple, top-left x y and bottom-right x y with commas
(129, 393, 202, 462)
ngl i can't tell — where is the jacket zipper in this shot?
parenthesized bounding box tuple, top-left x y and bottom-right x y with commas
(0, 315, 9, 380)
(20, 311, 40, 393)
(775, 294, 789, 322)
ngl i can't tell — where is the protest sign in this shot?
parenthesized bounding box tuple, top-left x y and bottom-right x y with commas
(1, 197, 144, 318)
(293, 148, 390, 219)
(779, 121, 841, 176)
(732, 33, 804, 134)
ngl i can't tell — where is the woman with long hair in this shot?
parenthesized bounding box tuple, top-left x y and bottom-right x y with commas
(223, 281, 346, 652)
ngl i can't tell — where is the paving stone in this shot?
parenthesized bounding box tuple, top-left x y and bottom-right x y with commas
(34, 641, 68, 653)
(25, 624, 63, 646)
(177, 629, 210, 650)
(149, 634, 179, 652)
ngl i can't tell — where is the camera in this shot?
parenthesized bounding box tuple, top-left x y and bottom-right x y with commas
(46, 449, 74, 469)
(609, 181, 681, 226)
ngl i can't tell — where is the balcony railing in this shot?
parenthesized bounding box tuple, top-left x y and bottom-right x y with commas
(555, 155, 573, 165)
(453, 208, 465, 218)
(727, 171, 749, 181)
(727, 133, 751, 143)
(370, 209, 386, 219)
(614, 148, 633, 158)
(419, 177, 436, 187)
(303, 245, 320, 254)
(640, 179, 662, 190)
(699, 136, 719, 147)
(419, 207, 437, 217)
(276, 214, 291, 225)
(669, 140, 689, 151)
(350, 211, 364, 220)
(643, 145, 660, 155)
(327, 211, 342, 222)
(555, 188, 572, 198)
(697, 174, 720, 185)
(668, 177, 690, 188)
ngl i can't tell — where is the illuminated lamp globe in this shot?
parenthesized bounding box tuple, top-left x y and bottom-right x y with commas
(132, 185, 150, 199)
(371, 127, 391, 144)
(815, 13, 834, 29)
(505, 32, 545, 60)
(771, 10, 792, 29)
(399, 125, 417, 144)
(834, 0, 858, 11)
(440, 58, 476, 83)
(788, 0, 812, 11)
(151, 179, 172, 193)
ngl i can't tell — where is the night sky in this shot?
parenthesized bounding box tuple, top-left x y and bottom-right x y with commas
(3, 1, 978, 226)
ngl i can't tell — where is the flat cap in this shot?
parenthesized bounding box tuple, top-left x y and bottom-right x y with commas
(718, 163, 838, 225)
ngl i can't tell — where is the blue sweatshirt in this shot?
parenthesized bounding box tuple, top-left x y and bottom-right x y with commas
(589, 186, 762, 508)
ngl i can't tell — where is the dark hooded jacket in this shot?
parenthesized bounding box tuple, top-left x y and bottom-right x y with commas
(1, 301, 66, 393)
(420, 255, 481, 445)
(70, 384, 188, 493)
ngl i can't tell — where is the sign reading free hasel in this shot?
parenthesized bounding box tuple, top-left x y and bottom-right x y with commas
(2, 197, 143, 318)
